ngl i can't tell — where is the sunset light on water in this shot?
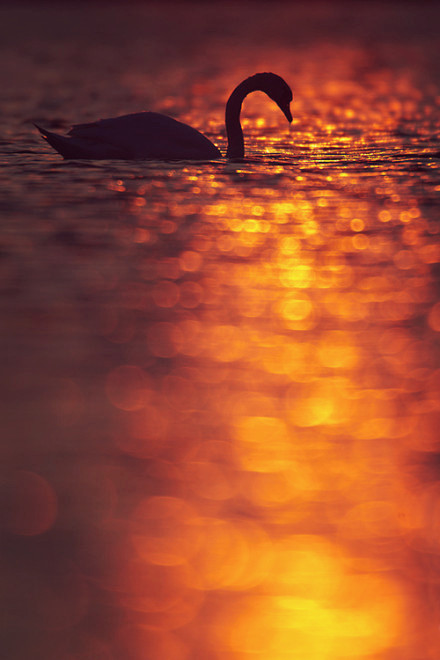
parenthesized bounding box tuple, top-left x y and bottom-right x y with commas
(1, 2, 440, 659)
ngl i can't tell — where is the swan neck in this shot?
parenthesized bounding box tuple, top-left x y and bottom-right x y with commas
(225, 78, 256, 159)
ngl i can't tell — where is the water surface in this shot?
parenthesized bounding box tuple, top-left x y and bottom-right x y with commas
(1, 3, 440, 659)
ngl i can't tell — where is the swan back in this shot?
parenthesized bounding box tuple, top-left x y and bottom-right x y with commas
(37, 112, 221, 160)
(68, 112, 221, 160)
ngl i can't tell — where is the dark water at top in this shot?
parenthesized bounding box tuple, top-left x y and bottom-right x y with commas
(1, 3, 440, 660)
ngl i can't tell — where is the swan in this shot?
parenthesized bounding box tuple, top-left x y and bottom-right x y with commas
(35, 72, 292, 160)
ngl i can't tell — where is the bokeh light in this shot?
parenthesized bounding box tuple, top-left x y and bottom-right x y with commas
(3, 3, 440, 660)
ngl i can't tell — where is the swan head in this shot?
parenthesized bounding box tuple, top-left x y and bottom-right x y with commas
(252, 72, 293, 123)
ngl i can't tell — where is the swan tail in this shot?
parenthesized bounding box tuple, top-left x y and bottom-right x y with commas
(34, 124, 83, 159)
(35, 123, 127, 159)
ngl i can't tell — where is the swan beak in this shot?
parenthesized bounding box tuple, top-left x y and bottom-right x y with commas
(282, 105, 293, 123)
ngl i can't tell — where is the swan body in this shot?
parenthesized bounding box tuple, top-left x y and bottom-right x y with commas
(35, 72, 293, 160)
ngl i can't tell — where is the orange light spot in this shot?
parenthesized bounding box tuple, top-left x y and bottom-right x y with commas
(317, 331, 359, 369)
(132, 496, 199, 566)
(146, 322, 183, 358)
(279, 263, 314, 288)
(428, 302, 440, 331)
(176, 318, 204, 356)
(260, 338, 313, 377)
(0, 470, 58, 536)
(160, 220, 177, 234)
(186, 518, 272, 591)
(419, 243, 440, 263)
(394, 249, 415, 270)
(106, 365, 151, 411)
(278, 292, 313, 321)
(206, 325, 247, 362)
(184, 460, 235, 501)
(115, 404, 169, 457)
(233, 416, 292, 472)
(378, 210, 391, 222)
(134, 227, 150, 243)
(152, 281, 180, 308)
(340, 500, 401, 539)
(179, 281, 203, 309)
(352, 234, 369, 250)
(179, 250, 202, 272)
(350, 218, 365, 232)
(286, 378, 354, 427)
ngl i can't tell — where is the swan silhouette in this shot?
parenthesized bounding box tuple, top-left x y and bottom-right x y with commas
(35, 73, 292, 160)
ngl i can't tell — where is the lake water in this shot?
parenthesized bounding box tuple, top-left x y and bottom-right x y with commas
(1, 2, 440, 659)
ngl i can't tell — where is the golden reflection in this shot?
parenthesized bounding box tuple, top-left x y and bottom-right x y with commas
(106, 157, 440, 660)
(102, 168, 439, 656)
(98, 132, 440, 652)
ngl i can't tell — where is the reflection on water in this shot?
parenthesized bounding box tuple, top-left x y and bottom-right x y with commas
(1, 2, 440, 660)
